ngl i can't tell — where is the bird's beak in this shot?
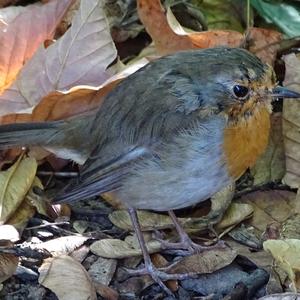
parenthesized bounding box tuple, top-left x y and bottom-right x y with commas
(272, 86, 300, 98)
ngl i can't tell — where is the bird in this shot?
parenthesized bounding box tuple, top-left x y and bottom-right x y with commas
(0, 47, 299, 296)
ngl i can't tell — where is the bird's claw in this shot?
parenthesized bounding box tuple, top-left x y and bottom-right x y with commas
(124, 264, 197, 296)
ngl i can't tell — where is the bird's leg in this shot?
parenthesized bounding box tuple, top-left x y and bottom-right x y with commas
(125, 207, 193, 296)
(155, 210, 225, 253)
(156, 183, 235, 254)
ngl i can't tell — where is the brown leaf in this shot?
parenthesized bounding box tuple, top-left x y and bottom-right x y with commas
(34, 236, 89, 256)
(90, 237, 161, 259)
(109, 210, 174, 231)
(0, 242, 18, 283)
(281, 214, 300, 240)
(251, 113, 285, 185)
(88, 257, 117, 286)
(238, 190, 298, 234)
(216, 202, 253, 230)
(0, 0, 117, 116)
(151, 253, 178, 292)
(264, 239, 300, 292)
(282, 53, 300, 188)
(0, 81, 120, 141)
(226, 239, 272, 270)
(137, 0, 243, 55)
(0, 1, 20, 7)
(21, 57, 148, 122)
(39, 255, 97, 300)
(0, 0, 73, 94)
(246, 27, 282, 65)
(0, 56, 150, 125)
(93, 282, 119, 300)
(259, 293, 300, 300)
(165, 247, 236, 275)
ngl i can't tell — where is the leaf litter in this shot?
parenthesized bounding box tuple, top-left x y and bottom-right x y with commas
(0, 0, 300, 299)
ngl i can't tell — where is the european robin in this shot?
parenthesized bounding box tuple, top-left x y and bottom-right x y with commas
(0, 47, 299, 295)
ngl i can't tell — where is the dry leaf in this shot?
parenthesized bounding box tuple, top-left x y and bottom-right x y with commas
(88, 257, 117, 286)
(6, 199, 35, 232)
(151, 253, 178, 292)
(0, 0, 73, 95)
(90, 238, 161, 259)
(0, 240, 18, 284)
(0, 57, 150, 130)
(251, 113, 285, 185)
(39, 255, 97, 300)
(226, 239, 273, 269)
(0, 156, 37, 224)
(109, 210, 175, 231)
(137, 0, 243, 55)
(264, 239, 300, 292)
(0, 224, 19, 241)
(282, 53, 300, 188)
(216, 203, 253, 230)
(281, 214, 300, 240)
(165, 247, 236, 275)
(246, 27, 282, 65)
(0, 0, 20, 8)
(238, 190, 298, 234)
(259, 293, 300, 300)
(0, 0, 117, 116)
(166, 6, 187, 36)
(34, 236, 89, 256)
(6, 177, 44, 231)
(93, 282, 119, 300)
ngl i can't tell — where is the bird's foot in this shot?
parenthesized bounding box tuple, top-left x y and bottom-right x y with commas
(156, 231, 226, 255)
(124, 262, 196, 296)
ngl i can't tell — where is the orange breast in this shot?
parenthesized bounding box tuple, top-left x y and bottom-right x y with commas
(223, 107, 271, 179)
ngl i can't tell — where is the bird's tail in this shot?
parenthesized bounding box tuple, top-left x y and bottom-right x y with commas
(0, 121, 65, 149)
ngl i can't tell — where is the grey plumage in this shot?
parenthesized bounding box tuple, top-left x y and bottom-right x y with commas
(0, 47, 269, 210)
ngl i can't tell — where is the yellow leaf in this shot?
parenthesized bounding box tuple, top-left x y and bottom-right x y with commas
(7, 177, 44, 232)
(264, 239, 300, 292)
(0, 157, 37, 223)
(39, 255, 97, 300)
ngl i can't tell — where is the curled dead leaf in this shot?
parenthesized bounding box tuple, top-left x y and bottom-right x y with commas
(238, 190, 298, 234)
(109, 210, 174, 231)
(34, 236, 89, 257)
(90, 238, 161, 259)
(0, 0, 117, 116)
(259, 293, 300, 300)
(264, 239, 300, 292)
(282, 53, 300, 189)
(216, 203, 253, 230)
(165, 247, 237, 275)
(0, 240, 19, 284)
(7, 177, 44, 232)
(137, 0, 243, 55)
(0, 0, 73, 94)
(39, 255, 97, 300)
(0, 156, 37, 224)
(246, 27, 282, 65)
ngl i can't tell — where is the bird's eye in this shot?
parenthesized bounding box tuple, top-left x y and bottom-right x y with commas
(233, 85, 249, 98)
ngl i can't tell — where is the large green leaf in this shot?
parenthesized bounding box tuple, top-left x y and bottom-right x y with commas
(192, 0, 245, 32)
(251, 0, 300, 37)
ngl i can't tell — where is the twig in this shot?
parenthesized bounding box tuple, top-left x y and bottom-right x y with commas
(37, 171, 78, 178)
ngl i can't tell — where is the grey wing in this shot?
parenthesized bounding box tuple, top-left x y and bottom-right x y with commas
(54, 53, 213, 203)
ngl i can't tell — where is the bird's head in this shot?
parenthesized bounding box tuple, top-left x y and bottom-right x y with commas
(181, 48, 300, 123)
